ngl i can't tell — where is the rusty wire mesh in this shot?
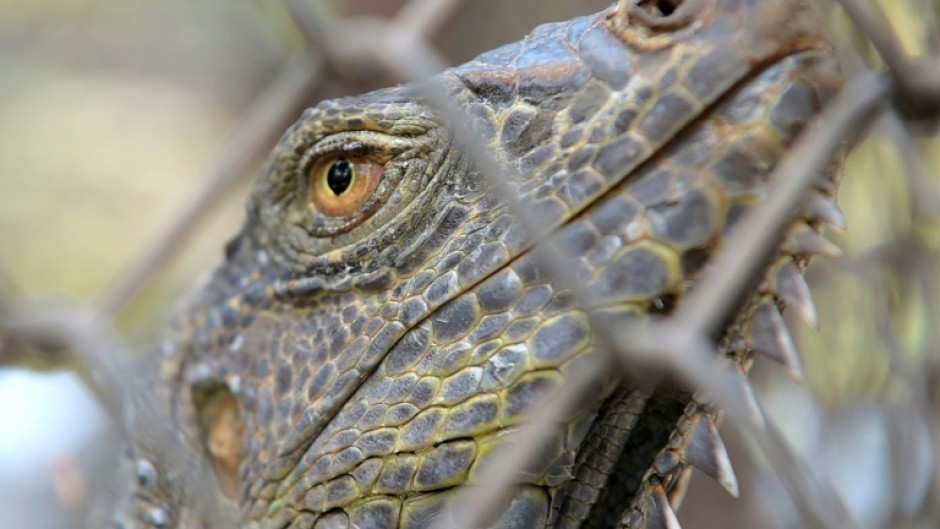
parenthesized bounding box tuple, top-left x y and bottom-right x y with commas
(0, 0, 938, 528)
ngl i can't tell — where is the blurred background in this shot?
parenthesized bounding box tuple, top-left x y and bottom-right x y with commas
(0, 1, 938, 528)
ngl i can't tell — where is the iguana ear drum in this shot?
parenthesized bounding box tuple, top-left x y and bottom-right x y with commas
(193, 384, 245, 502)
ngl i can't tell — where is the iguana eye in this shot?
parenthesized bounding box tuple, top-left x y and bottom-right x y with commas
(255, 119, 438, 265)
(309, 156, 384, 218)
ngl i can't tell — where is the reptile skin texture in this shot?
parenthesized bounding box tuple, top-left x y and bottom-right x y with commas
(109, 1, 845, 528)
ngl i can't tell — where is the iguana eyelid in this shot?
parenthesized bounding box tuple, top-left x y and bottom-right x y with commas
(306, 130, 410, 161)
(309, 138, 381, 160)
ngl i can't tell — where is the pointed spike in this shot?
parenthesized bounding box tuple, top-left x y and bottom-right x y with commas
(727, 364, 765, 429)
(789, 226, 843, 258)
(666, 468, 693, 507)
(647, 486, 683, 529)
(777, 262, 818, 328)
(807, 193, 848, 230)
(685, 415, 740, 497)
(748, 299, 805, 379)
(622, 509, 645, 529)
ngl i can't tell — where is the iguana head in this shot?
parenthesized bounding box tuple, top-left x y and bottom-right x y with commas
(111, 1, 843, 528)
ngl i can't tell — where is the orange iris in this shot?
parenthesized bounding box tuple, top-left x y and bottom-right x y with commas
(309, 156, 384, 217)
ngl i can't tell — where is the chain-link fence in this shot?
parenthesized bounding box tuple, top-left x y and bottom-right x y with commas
(0, 0, 938, 528)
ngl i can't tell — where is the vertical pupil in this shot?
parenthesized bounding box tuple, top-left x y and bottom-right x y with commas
(326, 159, 353, 195)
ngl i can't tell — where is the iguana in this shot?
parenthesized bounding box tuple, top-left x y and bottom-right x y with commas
(109, 0, 845, 527)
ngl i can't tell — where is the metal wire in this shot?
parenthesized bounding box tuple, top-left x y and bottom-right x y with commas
(1, 0, 938, 528)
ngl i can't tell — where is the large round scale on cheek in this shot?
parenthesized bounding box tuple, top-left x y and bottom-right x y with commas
(309, 156, 385, 218)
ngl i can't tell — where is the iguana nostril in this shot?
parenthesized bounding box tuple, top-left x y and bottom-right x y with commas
(637, 0, 682, 17)
(622, 0, 697, 32)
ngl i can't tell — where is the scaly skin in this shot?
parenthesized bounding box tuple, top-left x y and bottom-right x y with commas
(111, 1, 844, 528)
